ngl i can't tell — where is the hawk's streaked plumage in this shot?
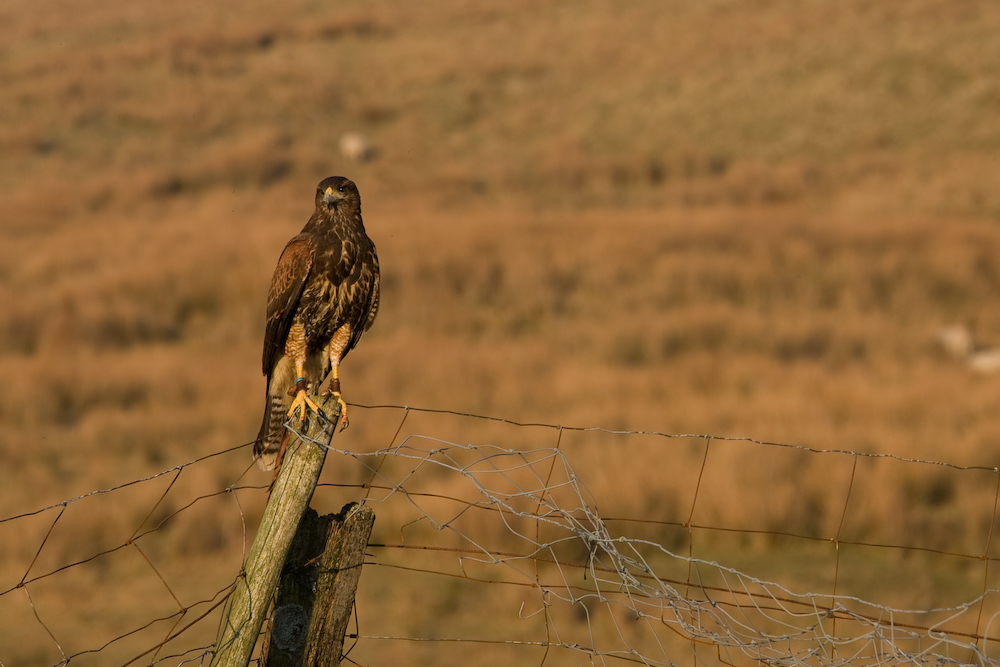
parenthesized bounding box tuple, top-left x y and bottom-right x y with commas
(254, 176, 380, 471)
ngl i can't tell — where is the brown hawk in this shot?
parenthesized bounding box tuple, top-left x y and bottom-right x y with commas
(254, 176, 380, 471)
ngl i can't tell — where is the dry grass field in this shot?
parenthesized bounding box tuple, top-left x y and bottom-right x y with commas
(3, 0, 1000, 664)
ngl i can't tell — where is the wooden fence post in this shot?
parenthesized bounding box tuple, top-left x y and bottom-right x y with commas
(210, 395, 340, 667)
(262, 502, 376, 666)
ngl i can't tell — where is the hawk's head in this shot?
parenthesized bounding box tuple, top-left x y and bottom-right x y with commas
(315, 176, 360, 215)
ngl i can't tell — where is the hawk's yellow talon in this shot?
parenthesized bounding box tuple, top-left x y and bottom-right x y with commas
(323, 390, 350, 430)
(287, 389, 319, 422)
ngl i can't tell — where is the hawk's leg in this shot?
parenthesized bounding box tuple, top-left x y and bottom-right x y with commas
(322, 326, 353, 430)
(285, 323, 318, 423)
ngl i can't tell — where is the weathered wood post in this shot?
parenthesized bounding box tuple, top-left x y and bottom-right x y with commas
(262, 503, 375, 666)
(304, 503, 374, 664)
(210, 395, 341, 667)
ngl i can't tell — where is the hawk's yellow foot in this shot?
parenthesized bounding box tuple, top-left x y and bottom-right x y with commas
(287, 389, 319, 422)
(322, 389, 350, 430)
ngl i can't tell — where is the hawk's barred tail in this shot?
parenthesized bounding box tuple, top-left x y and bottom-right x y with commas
(254, 390, 288, 471)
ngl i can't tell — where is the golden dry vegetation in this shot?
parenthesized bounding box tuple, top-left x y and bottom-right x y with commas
(3, 0, 1000, 664)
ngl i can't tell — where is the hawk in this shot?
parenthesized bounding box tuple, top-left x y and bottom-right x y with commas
(254, 176, 380, 471)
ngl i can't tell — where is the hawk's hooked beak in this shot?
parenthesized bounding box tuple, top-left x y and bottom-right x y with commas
(323, 187, 344, 206)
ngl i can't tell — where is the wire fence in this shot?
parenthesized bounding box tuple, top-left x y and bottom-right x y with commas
(2, 403, 1000, 667)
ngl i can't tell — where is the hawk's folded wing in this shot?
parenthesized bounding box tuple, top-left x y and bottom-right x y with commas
(262, 234, 315, 377)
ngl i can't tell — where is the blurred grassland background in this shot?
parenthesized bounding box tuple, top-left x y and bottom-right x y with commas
(3, 0, 1000, 664)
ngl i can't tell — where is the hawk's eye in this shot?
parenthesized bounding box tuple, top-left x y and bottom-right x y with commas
(338, 186, 346, 193)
